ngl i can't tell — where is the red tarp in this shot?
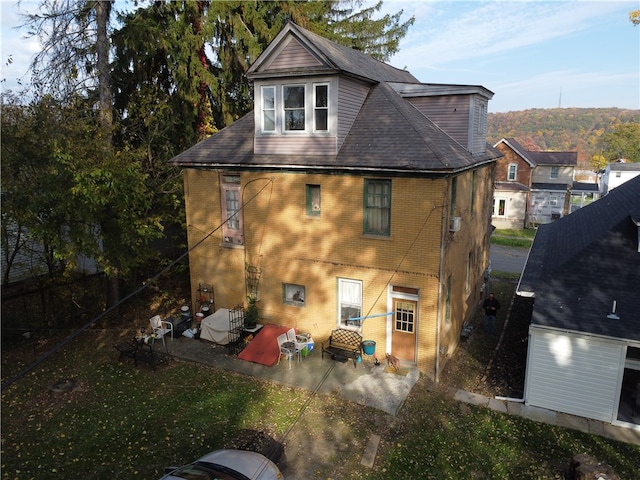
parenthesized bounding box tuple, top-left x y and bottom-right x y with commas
(237, 324, 290, 366)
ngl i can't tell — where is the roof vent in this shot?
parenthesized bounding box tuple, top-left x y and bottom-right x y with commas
(607, 300, 620, 320)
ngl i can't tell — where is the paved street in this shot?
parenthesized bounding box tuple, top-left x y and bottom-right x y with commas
(490, 244, 529, 274)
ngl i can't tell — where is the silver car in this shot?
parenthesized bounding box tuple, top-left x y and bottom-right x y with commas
(160, 449, 284, 480)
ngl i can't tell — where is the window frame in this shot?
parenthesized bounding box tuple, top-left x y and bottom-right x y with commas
(507, 163, 518, 181)
(550, 166, 559, 179)
(338, 278, 363, 330)
(313, 83, 329, 132)
(220, 174, 243, 246)
(283, 84, 306, 132)
(363, 179, 391, 236)
(283, 283, 305, 306)
(493, 197, 507, 217)
(261, 86, 276, 132)
(306, 184, 321, 216)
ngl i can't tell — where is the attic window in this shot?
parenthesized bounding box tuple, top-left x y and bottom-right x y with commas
(283, 85, 305, 131)
(262, 86, 275, 132)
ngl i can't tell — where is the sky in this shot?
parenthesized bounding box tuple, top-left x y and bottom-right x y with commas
(1, 0, 638, 113)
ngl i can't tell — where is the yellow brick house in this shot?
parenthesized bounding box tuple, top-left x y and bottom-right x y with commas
(170, 22, 501, 379)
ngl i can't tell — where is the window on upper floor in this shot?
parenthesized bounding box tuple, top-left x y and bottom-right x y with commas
(258, 81, 332, 134)
(507, 163, 518, 181)
(364, 179, 391, 236)
(220, 174, 243, 246)
(314, 84, 328, 132)
(262, 86, 275, 132)
(284, 85, 305, 131)
(306, 184, 321, 216)
(550, 166, 559, 179)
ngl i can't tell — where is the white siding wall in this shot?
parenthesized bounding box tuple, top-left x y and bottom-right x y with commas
(525, 328, 624, 422)
(263, 37, 323, 70)
(491, 191, 527, 229)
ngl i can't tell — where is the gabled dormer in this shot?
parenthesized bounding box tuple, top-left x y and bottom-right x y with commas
(247, 21, 418, 156)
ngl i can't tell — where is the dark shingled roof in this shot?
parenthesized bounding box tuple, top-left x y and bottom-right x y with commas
(531, 182, 569, 191)
(518, 175, 640, 342)
(571, 182, 599, 192)
(170, 82, 500, 173)
(495, 181, 529, 192)
(496, 138, 577, 167)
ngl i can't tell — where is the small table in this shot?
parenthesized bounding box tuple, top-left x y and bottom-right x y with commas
(243, 323, 264, 334)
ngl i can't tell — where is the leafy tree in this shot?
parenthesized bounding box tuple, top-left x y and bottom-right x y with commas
(598, 122, 640, 162)
(630, 9, 640, 26)
(589, 154, 608, 172)
(19, 0, 162, 306)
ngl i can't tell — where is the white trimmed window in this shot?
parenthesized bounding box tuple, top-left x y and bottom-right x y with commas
(493, 198, 507, 217)
(220, 174, 243, 245)
(338, 278, 362, 329)
(550, 166, 559, 179)
(507, 163, 517, 181)
(314, 84, 328, 131)
(283, 85, 305, 131)
(262, 86, 275, 132)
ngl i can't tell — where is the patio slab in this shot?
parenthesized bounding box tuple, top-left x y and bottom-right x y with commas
(165, 335, 420, 416)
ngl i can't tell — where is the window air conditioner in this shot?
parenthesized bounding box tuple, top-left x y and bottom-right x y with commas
(450, 216, 461, 232)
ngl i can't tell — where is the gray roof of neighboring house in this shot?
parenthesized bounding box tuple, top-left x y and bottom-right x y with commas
(518, 175, 640, 342)
(496, 138, 577, 167)
(531, 182, 569, 191)
(608, 162, 640, 172)
(171, 68, 501, 174)
(494, 181, 529, 192)
(571, 182, 599, 192)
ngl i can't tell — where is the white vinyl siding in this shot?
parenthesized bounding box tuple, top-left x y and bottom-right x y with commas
(264, 37, 323, 70)
(525, 329, 624, 422)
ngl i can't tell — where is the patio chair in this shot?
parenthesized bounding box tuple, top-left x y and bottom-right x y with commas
(150, 315, 173, 350)
(276, 333, 294, 369)
(286, 328, 307, 363)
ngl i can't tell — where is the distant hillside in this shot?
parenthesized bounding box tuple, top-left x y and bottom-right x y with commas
(487, 108, 640, 164)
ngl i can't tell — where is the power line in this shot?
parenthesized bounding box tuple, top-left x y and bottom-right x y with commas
(2, 178, 274, 391)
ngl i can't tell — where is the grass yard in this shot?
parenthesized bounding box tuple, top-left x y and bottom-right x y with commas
(491, 228, 536, 248)
(2, 276, 639, 479)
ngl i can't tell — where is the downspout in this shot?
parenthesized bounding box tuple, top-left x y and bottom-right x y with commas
(435, 189, 448, 384)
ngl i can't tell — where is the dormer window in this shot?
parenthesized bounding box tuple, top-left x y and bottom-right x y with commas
(284, 85, 305, 130)
(314, 84, 328, 131)
(256, 80, 333, 135)
(262, 86, 275, 132)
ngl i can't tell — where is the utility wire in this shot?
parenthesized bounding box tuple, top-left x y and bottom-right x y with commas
(2, 179, 274, 391)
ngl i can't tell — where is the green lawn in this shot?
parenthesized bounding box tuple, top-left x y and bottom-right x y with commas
(492, 228, 536, 248)
(2, 282, 639, 479)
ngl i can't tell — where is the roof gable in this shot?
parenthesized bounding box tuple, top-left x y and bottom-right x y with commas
(518, 175, 640, 341)
(248, 21, 418, 84)
(494, 138, 536, 167)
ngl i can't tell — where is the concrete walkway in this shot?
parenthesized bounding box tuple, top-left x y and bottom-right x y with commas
(453, 388, 640, 446)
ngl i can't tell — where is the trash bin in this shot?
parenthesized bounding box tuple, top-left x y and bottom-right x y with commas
(362, 340, 376, 356)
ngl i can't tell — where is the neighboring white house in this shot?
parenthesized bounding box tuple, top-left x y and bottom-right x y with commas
(517, 175, 640, 429)
(600, 161, 640, 195)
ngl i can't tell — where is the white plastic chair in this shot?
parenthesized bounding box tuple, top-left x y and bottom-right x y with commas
(149, 315, 173, 350)
(286, 328, 307, 363)
(276, 333, 294, 369)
